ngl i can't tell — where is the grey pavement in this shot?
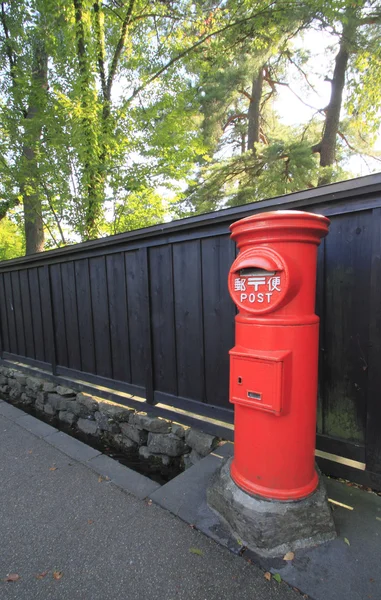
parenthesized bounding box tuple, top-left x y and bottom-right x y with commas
(0, 404, 300, 600)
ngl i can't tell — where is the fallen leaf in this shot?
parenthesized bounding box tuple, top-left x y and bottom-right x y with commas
(53, 571, 63, 580)
(4, 574, 20, 582)
(87, 519, 94, 525)
(283, 551, 295, 561)
(36, 571, 49, 580)
(189, 548, 203, 556)
(236, 538, 243, 546)
(28, 450, 33, 454)
(273, 573, 282, 583)
(376, 517, 381, 522)
(344, 537, 350, 546)
(264, 572, 271, 581)
(49, 466, 57, 471)
(98, 475, 109, 483)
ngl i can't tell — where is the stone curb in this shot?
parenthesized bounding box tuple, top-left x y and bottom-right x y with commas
(0, 399, 161, 501)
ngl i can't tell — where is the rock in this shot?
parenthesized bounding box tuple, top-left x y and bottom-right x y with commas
(97, 400, 133, 422)
(94, 411, 120, 433)
(1, 368, 14, 377)
(9, 382, 23, 400)
(182, 449, 202, 470)
(77, 417, 98, 436)
(35, 392, 48, 410)
(0, 375, 8, 386)
(20, 393, 33, 406)
(72, 402, 92, 418)
(207, 457, 336, 557)
(43, 382, 57, 393)
(190, 449, 203, 464)
(26, 377, 43, 393)
(130, 412, 171, 433)
(120, 423, 148, 444)
(44, 404, 56, 416)
(14, 373, 27, 385)
(76, 392, 98, 412)
(0, 385, 10, 395)
(185, 429, 218, 457)
(46, 393, 66, 412)
(59, 411, 77, 426)
(56, 386, 76, 397)
(8, 379, 22, 390)
(171, 423, 187, 438)
(182, 454, 192, 470)
(110, 433, 137, 451)
(63, 399, 77, 413)
(147, 433, 188, 457)
(139, 446, 171, 466)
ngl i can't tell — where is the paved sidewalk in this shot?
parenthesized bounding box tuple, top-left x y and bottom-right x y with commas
(0, 401, 300, 600)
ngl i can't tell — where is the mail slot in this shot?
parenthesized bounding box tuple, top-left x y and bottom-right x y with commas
(230, 348, 291, 416)
(227, 210, 329, 501)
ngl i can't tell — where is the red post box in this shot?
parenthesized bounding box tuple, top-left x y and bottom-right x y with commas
(227, 210, 329, 501)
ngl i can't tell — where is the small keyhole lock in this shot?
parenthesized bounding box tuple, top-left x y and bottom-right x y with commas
(238, 377, 242, 384)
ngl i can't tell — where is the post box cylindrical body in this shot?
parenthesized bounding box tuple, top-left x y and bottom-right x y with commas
(228, 211, 329, 501)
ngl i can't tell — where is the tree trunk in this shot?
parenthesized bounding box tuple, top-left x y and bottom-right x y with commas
(22, 36, 47, 254)
(241, 131, 246, 154)
(74, 0, 104, 240)
(247, 67, 264, 153)
(317, 17, 354, 185)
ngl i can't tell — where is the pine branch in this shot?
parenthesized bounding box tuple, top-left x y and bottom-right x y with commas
(238, 89, 253, 102)
(338, 131, 381, 163)
(223, 112, 248, 130)
(126, 2, 279, 105)
(287, 54, 317, 94)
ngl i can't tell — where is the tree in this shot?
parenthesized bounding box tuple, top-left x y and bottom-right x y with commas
(176, 0, 381, 214)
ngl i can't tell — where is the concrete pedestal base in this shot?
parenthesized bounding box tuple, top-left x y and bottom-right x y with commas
(207, 457, 336, 558)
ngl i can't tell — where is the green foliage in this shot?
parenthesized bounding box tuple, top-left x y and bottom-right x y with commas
(0, 0, 380, 252)
(0, 218, 24, 260)
(108, 188, 167, 235)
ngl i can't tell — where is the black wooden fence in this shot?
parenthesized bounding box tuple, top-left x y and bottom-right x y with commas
(1, 173, 381, 489)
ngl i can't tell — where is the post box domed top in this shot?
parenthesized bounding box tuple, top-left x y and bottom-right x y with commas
(230, 210, 330, 248)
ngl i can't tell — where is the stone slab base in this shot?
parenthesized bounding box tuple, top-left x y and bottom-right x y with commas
(207, 457, 336, 558)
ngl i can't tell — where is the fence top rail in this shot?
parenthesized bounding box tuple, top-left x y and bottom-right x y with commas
(1, 173, 381, 271)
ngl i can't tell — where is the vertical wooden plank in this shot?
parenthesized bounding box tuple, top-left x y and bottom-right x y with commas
(173, 240, 204, 402)
(61, 262, 81, 371)
(201, 235, 235, 409)
(75, 258, 96, 375)
(0, 274, 10, 353)
(106, 253, 131, 383)
(3, 272, 17, 355)
(323, 211, 372, 443)
(89, 256, 112, 379)
(19, 269, 35, 359)
(50, 263, 68, 368)
(315, 239, 325, 435)
(10, 271, 25, 356)
(366, 207, 381, 473)
(149, 245, 177, 395)
(125, 248, 153, 400)
(28, 268, 45, 362)
(39, 266, 56, 373)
